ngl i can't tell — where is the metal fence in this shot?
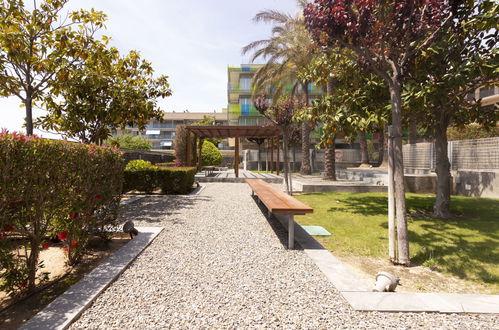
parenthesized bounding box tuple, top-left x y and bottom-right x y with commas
(402, 137, 499, 171)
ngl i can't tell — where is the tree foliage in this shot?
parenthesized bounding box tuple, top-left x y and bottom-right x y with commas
(104, 135, 152, 151)
(36, 45, 171, 144)
(201, 140, 222, 166)
(403, 0, 498, 218)
(304, 0, 455, 266)
(0, 0, 107, 135)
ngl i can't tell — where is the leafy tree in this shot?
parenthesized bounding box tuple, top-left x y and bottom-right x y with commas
(37, 44, 171, 144)
(254, 96, 298, 195)
(304, 1, 454, 265)
(192, 115, 222, 146)
(104, 135, 152, 151)
(300, 52, 389, 180)
(201, 140, 222, 166)
(0, 0, 106, 135)
(405, 0, 498, 218)
(242, 0, 316, 175)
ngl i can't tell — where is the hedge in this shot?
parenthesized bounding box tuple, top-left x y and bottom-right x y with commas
(0, 131, 123, 294)
(123, 166, 196, 194)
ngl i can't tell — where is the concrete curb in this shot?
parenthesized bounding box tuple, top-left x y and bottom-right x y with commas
(20, 227, 164, 330)
(120, 195, 147, 206)
(273, 214, 499, 314)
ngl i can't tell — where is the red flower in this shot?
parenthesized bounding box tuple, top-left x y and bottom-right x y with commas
(94, 194, 102, 199)
(58, 232, 68, 241)
(71, 241, 79, 247)
(63, 248, 69, 253)
(69, 213, 79, 219)
(20, 281, 28, 289)
(2, 224, 14, 233)
(41, 242, 50, 249)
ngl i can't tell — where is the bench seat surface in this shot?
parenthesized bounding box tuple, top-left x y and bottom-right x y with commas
(246, 179, 313, 214)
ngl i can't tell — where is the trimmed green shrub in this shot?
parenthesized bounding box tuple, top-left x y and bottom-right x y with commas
(123, 167, 196, 195)
(0, 131, 123, 294)
(125, 159, 156, 171)
(201, 140, 222, 166)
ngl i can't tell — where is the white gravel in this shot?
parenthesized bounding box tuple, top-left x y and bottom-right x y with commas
(71, 183, 498, 329)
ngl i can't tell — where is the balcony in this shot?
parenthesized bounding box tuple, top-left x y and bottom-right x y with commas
(228, 83, 252, 94)
(228, 104, 261, 116)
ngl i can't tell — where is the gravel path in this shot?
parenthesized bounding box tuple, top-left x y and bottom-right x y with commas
(71, 183, 497, 329)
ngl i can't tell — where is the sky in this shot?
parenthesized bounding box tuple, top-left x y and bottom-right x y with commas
(0, 0, 301, 136)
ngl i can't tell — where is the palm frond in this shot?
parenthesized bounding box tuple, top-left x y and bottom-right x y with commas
(253, 10, 292, 24)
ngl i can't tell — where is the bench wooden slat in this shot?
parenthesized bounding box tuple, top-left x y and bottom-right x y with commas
(246, 179, 313, 214)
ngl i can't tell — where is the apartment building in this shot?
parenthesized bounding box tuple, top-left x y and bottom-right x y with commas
(117, 109, 228, 150)
(227, 64, 324, 126)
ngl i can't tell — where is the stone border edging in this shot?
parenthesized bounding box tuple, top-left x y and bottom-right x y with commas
(20, 226, 164, 330)
(273, 214, 499, 314)
(120, 195, 147, 206)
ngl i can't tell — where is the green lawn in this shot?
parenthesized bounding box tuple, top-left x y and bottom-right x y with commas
(294, 192, 499, 292)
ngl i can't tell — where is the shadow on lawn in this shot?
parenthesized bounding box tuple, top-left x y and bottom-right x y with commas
(120, 195, 211, 225)
(328, 194, 499, 283)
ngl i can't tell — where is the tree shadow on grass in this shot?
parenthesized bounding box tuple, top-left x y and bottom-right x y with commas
(331, 194, 499, 283)
(120, 195, 212, 225)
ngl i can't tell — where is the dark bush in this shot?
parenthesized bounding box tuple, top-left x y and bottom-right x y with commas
(123, 167, 196, 195)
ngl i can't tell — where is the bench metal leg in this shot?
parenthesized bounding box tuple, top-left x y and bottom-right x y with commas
(288, 215, 295, 249)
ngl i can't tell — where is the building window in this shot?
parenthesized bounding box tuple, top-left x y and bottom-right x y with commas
(239, 97, 251, 115)
(240, 76, 251, 91)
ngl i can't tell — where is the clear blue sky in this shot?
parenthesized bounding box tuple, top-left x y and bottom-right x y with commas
(0, 0, 300, 136)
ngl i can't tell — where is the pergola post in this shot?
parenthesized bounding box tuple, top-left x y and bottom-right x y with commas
(186, 131, 192, 166)
(276, 137, 280, 176)
(270, 138, 274, 173)
(235, 135, 240, 178)
(197, 137, 203, 171)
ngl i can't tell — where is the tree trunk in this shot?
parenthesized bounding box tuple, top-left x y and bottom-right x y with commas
(292, 145, 296, 172)
(27, 236, 40, 290)
(300, 82, 312, 175)
(25, 96, 34, 136)
(409, 114, 418, 144)
(282, 128, 292, 195)
(433, 120, 452, 218)
(257, 143, 262, 171)
(389, 78, 410, 266)
(358, 130, 369, 166)
(323, 141, 336, 181)
(377, 126, 388, 167)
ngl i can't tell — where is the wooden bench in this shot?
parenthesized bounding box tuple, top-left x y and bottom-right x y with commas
(246, 179, 313, 249)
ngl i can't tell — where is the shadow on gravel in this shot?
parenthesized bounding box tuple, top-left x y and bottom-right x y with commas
(120, 195, 212, 224)
(251, 195, 304, 251)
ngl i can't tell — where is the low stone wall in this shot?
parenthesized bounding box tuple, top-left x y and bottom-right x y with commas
(404, 171, 499, 199)
(454, 170, 499, 199)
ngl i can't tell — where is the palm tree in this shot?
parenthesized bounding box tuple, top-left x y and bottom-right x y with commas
(242, 0, 316, 175)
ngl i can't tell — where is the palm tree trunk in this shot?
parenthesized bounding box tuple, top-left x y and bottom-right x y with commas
(300, 81, 312, 175)
(323, 140, 336, 180)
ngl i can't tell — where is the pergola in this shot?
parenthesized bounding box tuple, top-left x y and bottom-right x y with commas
(185, 125, 282, 178)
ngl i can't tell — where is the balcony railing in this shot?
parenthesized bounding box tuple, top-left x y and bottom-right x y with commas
(228, 104, 261, 116)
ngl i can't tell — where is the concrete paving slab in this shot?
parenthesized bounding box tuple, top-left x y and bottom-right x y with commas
(20, 227, 163, 330)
